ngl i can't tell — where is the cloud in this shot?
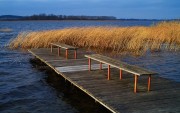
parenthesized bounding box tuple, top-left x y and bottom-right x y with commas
(0, 0, 45, 1)
(0, 0, 179, 19)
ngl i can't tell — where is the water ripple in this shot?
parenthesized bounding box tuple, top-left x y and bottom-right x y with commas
(0, 21, 179, 113)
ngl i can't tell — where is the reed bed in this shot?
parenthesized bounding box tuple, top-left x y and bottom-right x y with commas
(9, 21, 180, 55)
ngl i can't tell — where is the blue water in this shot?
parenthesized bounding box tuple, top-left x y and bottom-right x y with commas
(0, 20, 179, 113)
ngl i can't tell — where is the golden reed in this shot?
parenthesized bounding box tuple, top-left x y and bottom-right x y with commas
(9, 21, 180, 55)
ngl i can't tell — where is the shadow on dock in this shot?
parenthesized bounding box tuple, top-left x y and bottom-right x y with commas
(30, 58, 112, 113)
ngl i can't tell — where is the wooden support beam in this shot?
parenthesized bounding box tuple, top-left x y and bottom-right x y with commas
(58, 47, 60, 56)
(108, 65, 111, 80)
(74, 50, 77, 59)
(148, 75, 151, 92)
(100, 62, 102, 70)
(134, 75, 138, 93)
(66, 49, 68, 59)
(88, 58, 91, 71)
(51, 44, 53, 52)
(120, 69, 122, 80)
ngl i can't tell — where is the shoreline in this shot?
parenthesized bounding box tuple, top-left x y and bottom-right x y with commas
(0, 19, 163, 22)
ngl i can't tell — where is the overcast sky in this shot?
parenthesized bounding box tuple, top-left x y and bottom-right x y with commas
(0, 0, 179, 19)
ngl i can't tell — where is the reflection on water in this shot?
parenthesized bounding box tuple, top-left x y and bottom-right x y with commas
(0, 20, 179, 113)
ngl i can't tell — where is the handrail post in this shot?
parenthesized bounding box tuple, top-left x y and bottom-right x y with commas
(51, 44, 53, 53)
(74, 49, 77, 59)
(88, 58, 91, 71)
(58, 47, 60, 56)
(148, 75, 151, 92)
(134, 75, 138, 93)
(108, 65, 111, 80)
(100, 62, 102, 70)
(120, 69, 122, 80)
(66, 49, 68, 59)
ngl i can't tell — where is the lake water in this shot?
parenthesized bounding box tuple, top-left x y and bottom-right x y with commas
(0, 20, 179, 113)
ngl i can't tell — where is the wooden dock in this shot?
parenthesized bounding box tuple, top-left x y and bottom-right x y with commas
(29, 48, 180, 113)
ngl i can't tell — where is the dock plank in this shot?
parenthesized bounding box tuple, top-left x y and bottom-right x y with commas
(29, 48, 180, 113)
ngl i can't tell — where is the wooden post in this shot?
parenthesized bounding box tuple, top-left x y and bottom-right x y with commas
(134, 75, 138, 93)
(120, 69, 122, 80)
(74, 50, 77, 59)
(108, 65, 111, 80)
(148, 75, 151, 92)
(58, 47, 60, 56)
(88, 58, 91, 71)
(66, 49, 68, 59)
(100, 62, 102, 70)
(51, 44, 53, 53)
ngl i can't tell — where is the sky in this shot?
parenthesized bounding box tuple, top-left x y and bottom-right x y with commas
(0, 0, 179, 19)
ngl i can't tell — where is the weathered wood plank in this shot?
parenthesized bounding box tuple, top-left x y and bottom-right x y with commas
(55, 64, 108, 72)
(85, 54, 156, 76)
(51, 42, 78, 50)
(29, 48, 180, 113)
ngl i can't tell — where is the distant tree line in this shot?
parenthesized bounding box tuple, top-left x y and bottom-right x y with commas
(1, 14, 178, 21)
(0, 14, 117, 20)
(23, 14, 116, 20)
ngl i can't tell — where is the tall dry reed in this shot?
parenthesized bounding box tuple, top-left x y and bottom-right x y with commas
(9, 21, 180, 55)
